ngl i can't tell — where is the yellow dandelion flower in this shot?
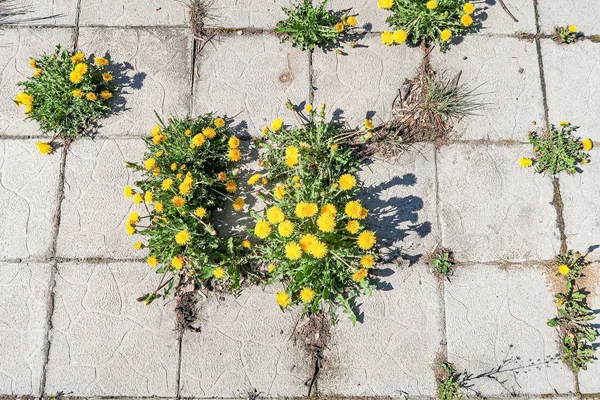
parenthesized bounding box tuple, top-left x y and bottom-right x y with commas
(300, 234, 318, 253)
(124, 185, 134, 199)
(171, 256, 184, 270)
(72, 90, 84, 98)
(335, 22, 344, 33)
(144, 158, 156, 170)
(128, 211, 140, 224)
(86, 92, 97, 101)
(352, 268, 368, 282)
(228, 148, 241, 162)
(268, 264, 276, 273)
(300, 287, 316, 303)
(262, 177, 269, 185)
(295, 202, 318, 218)
(261, 126, 269, 135)
(33, 68, 43, 77)
(153, 134, 166, 145)
(365, 119, 374, 130)
(214, 118, 225, 128)
(266, 206, 286, 224)
(582, 138, 593, 151)
(156, 151, 164, 157)
(125, 222, 136, 236)
(305, 103, 314, 112)
(254, 220, 272, 239)
(317, 214, 336, 233)
(285, 242, 302, 260)
(321, 204, 337, 216)
(378, 0, 393, 9)
(357, 230, 376, 250)
(192, 133, 206, 147)
(242, 240, 251, 248)
(345, 200, 363, 219)
(461, 14, 473, 27)
(393, 30, 408, 44)
(154, 202, 164, 213)
(133, 193, 143, 204)
(162, 178, 174, 190)
(248, 173, 262, 185)
(275, 291, 292, 307)
(228, 136, 240, 149)
(29, 59, 37, 68)
(271, 118, 283, 132)
(463, 2, 475, 14)
(175, 230, 191, 245)
(568, 25, 577, 33)
(426, 0, 437, 9)
(144, 191, 153, 204)
(311, 240, 328, 258)
(233, 198, 245, 211)
(36, 141, 53, 155)
(217, 172, 227, 181)
(69, 71, 83, 83)
(71, 52, 85, 63)
(94, 57, 109, 66)
(278, 220, 294, 237)
(339, 174, 356, 190)
(346, 16, 358, 26)
(441, 29, 452, 42)
(203, 127, 217, 139)
(519, 158, 533, 168)
(556, 299, 564, 307)
(359, 207, 368, 219)
(100, 91, 113, 100)
(361, 254, 375, 268)
(226, 180, 237, 193)
(381, 31, 394, 45)
(151, 125, 162, 136)
(285, 155, 299, 167)
(274, 184, 287, 200)
(102, 72, 113, 82)
(213, 267, 225, 279)
(147, 256, 158, 267)
(194, 207, 206, 218)
(172, 196, 185, 207)
(558, 264, 570, 275)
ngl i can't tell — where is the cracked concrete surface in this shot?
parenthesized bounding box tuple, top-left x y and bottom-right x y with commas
(0, 0, 599, 398)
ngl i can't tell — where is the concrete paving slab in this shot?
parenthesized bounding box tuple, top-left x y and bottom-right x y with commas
(312, 33, 422, 129)
(0, 139, 61, 259)
(358, 144, 438, 264)
(560, 147, 600, 259)
(538, 0, 600, 35)
(319, 263, 443, 397)
(0, 0, 77, 26)
(477, 0, 536, 35)
(430, 35, 544, 141)
(578, 262, 600, 393)
(179, 285, 311, 398)
(78, 0, 188, 26)
(193, 33, 310, 136)
(57, 138, 148, 259)
(437, 143, 561, 262)
(446, 264, 575, 396)
(326, 0, 388, 32)
(76, 27, 192, 137)
(0, 262, 52, 397)
(45, 261, 178, 397)
(0, 28, 74, 137)
(203, 0, 291, 29)
(542, 39, 600, 142)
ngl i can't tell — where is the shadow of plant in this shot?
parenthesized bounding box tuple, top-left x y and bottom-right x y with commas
(0, 0, 59, 25)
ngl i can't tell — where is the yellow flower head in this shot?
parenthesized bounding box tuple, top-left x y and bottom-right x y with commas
(274, 184, 287, 200)
(378, 0, 393, 9)
(357, 230, 376, 250)
(271, 118, 283, 132)
(147, 256, 158, 267)
(345, 200, 363, 219)
(285, 155, 299, 167)
(102, 72, 113, 82)
(233, 197, 245, 211)
(228, 149, 241, 162)
(248, 173, 262, 185)
(226, 180, 238, 193)
(72, 90, 84, 98)
(317, 214, 336, 233)
(335, 22, 344, 33)
(361, 254, 375, 268)
(300, 287, 316, 303)
(393, 30, 408, 44)
(305, 103, 314, 113)
(321, 204, 337, 216)
(94, 57, 109, 66)
(441, 29, 452, 42)
(311, 240, 328, 258)
(71, 52, 85, 63)
(558, 264, 570, 275)
(217, 172, 228, 181)
(29, 59, 37, 68)
(300, 234, 318, 253)
(426, 0, 438, 9)
(242, 240, 251, 249)
(278, 220, 294, 237)
(33, 68, 43, 77)
(100, 91, 113, 100)
(268, 264, 276, 273)
(213, 267, 225, 279)
(519, 157, 533, 168)
(261, 126, 269, 135)
(172, 196, 185, 207)
(199, 127, 215, 139)
(153, 134, 167, 145)
(276, 291, 292, 307)
(463, 2, 475, 14)
(171, 256, 184, 270)
(381, 31, 394, 45)
(194, 207, 207, 218)
(144, 157, 156, 170)
(285, 242, 302, 260)
(69, 71, 83, 83)
(74, 63, 88, 75)
(568, 25, 577, 33)
(133, 193, 143, 204)
(128, 211, 140, 224)
(124, 185, 134, 199)
(36, 141, 53, 155)
(151, 125, 162, 136)
(162, 178, 174, 190)
(339, 174, 356, 190)
(461, 14, 473, 27)
(228, 136, 240, 149)
(214, 118, 225, 128)
(352, 268, 368, 282)
(582, 138, 593, 151)
(154, 202, 164, 213)
(346, 16, 358, 26)
(255, 220, 272, 239)
(86, 92, 97, 101)
(556, 299, 564, 307)
(175, 230, 191, 245)
(266, 206, 286, 224)
(295, 202, 318, 218)
(192, 133, 206, 147)
(125, 222, 136, 236)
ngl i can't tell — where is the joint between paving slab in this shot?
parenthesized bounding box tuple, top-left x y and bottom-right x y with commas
(72, 0, 81, 51)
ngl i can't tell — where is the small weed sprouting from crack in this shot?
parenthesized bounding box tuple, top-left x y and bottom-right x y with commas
(437, 362, 467, 400)
(427, 245, 456, 281)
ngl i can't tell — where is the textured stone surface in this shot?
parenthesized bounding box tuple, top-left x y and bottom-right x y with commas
(79, 0, 188, 26)
(560, 147, 600, 259)
(312, 34, 422, 128)
(446, 264, 575, 396)
(76, 27, 192, 137)
(0, 262, 52, 396)
(204, 0, 291, 29)
(476, 0, 536, 34)
(327, 0, 389, 32)
(538, 0, 600, 34)
(0, 0, 77, 25)
(180, 286, 311, 397)
(0, 139, 61, 259)
(319, 263, 443, 396)
(578, 263, 600, 393)
(194, 34, 310, 136)
(431, 36, 544, 141)
(542, 40, 600, 142)
(437, 143, 561, 262)
(0, 28, 74, 137)
(57, 138, 148, 258)
(358, 144, 438, 264)
(45, 261, 178, 397)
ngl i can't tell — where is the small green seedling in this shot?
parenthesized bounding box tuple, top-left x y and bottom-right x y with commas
(553, 25, 580, 44)
(438, 362, 465, 400)
(429, 248, 455, 278)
